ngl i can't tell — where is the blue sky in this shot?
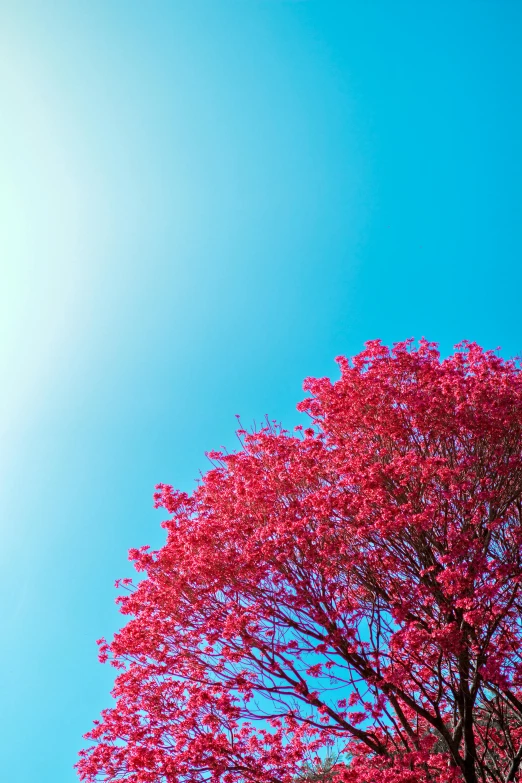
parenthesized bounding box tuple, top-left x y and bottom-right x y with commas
(1, 1, 521, 781)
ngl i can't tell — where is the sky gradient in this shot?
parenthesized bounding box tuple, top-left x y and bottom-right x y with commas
(1, 2, 521, 781)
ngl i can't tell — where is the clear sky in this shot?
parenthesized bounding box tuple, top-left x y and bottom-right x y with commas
(1, 1, 521, 781)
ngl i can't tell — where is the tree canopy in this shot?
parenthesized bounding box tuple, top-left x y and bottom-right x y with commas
(78, 340, 522, 783)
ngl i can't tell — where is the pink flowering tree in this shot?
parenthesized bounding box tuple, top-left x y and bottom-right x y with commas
(78, 340, 522, 783)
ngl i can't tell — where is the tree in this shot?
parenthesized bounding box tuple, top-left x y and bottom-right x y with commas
(294, 752, 343, 781)
(77, 340, 522, 783)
